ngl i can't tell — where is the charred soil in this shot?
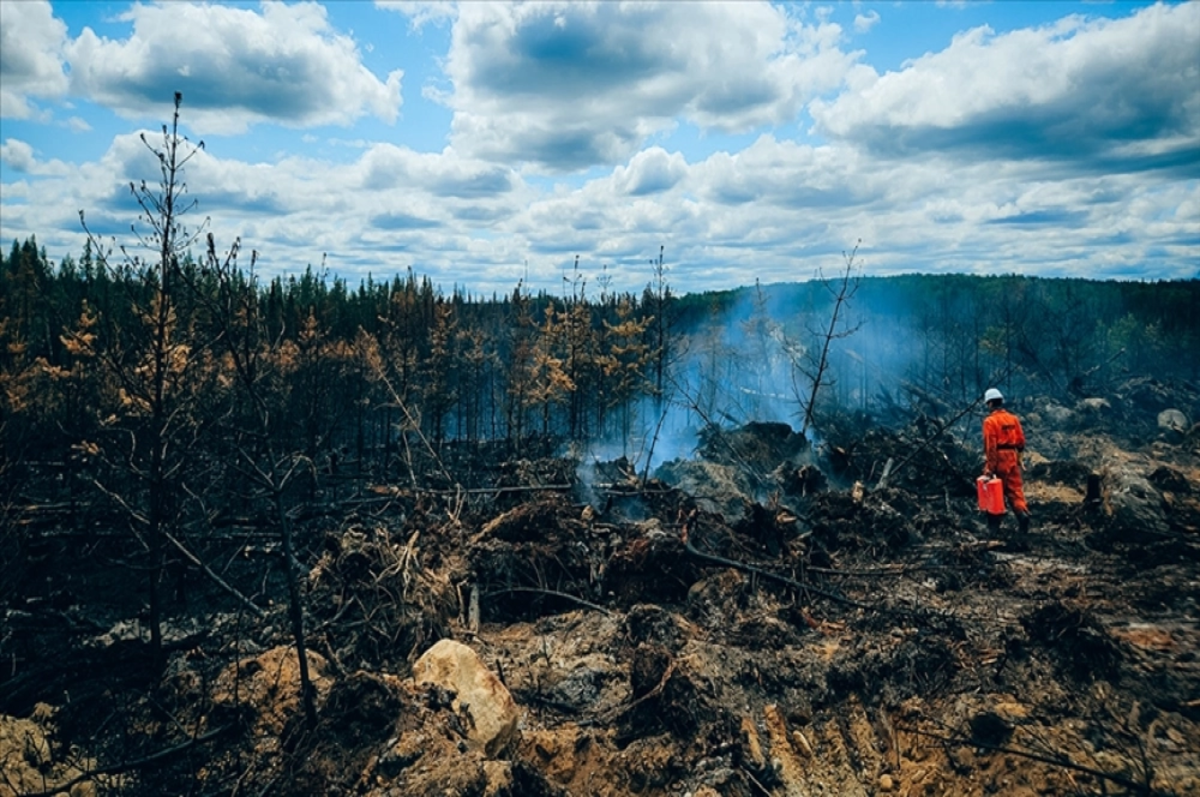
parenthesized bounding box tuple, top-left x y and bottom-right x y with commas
(3, 381, 1199, 796)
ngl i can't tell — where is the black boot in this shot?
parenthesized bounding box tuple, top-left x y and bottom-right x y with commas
(987, 513, 1002, 535)
(1018, 512, 1031, 534)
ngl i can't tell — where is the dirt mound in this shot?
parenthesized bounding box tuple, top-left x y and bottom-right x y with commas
(0, 706, 100, 797)
(698, 421, 810, 471)
(803, 488, 922, 554)
(1022, 600, 1125, 682)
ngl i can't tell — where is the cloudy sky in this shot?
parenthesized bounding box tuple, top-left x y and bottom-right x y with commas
(1, 1, 1197, 296)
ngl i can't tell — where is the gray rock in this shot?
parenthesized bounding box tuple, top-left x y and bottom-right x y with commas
(1076, 397, 1111, 414)
(1105, 465, 1170, 538)
(546, 663, 611, 710)
(1041, 403, 1074, 425)
(1158, 408, 1189, 433)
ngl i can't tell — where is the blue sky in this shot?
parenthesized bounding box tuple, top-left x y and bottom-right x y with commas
(1, 1, 1197, 296)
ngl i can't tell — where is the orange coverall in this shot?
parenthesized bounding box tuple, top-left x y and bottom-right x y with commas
(983, 407, 1028, 514)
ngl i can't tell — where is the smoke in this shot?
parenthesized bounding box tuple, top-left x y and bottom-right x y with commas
(573, 275, 941, 494)
(575, 284, 804, 493)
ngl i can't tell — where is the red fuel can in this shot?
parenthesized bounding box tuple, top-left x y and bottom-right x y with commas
(977, 476, 1005, 515)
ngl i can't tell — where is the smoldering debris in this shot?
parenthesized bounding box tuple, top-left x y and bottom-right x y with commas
(2, 385, 1198, 797)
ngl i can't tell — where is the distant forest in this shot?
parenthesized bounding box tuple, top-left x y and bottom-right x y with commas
(4, 233, 1198, 487)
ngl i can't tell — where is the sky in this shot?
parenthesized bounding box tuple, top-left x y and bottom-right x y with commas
(1, 0, 1197, 297)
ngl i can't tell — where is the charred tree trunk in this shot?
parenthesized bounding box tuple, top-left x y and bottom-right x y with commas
(275, 480, 318, 728)
(801, 242, 862, 437)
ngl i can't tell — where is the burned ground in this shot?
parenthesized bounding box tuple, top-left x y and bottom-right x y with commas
(2, 378, 1199, 796)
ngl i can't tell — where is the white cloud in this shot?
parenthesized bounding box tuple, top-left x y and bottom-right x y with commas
(810, 2, 1200, 171)
(691, 135, 876, 210)
(6, 116, 1197, 294)
(0, 0, 69, 118)
(1, 137, 72, 175)
(854, 10, 880, 33)
(2, 1, 1196, 292)
(355, 143, 521, 199)
(64, 2, 403, 134)
(0, 139, 35, 171)
(374, 0, 458, 30)
(612, 148, 688, 196)
(443, 1, 861, 171)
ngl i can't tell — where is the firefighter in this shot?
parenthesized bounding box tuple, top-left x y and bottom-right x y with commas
(982, 388, 1031, 533)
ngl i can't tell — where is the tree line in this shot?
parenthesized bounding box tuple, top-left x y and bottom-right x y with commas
(5, 225, 1198, 498)
(666, 270, 1198, 424)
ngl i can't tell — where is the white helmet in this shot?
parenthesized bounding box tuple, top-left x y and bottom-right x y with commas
(984, 388, 1003, 403)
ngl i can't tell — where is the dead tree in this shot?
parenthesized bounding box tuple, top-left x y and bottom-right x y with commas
(646, 245, 671, 412)
(798, 242, 863, 437)
(76, 92, 210, 672)
(196, 236, 320, 729)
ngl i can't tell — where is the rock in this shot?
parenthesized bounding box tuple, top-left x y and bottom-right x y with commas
(1041, 402, 1074, 425)
(791, 729, 812, 757)
(1158, 408, 1189, 433)
(1148, 466, 1192, 497)
(413, 639, 520, 758)
(1117, 377, 1182, 415)
(1, 712, 97, 795)
(1076, 397, 1111, 414)
(544, 659, 612, 711)
(1105, 465, 1170, 538)
(482, 760, 513, 795)
(654, 459, 755, 524)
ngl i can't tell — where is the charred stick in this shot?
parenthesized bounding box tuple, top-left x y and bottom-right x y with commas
(162, 529, 265, 618)
(400, 484, 573, 496)
(481, 586, 613, 616)
(312, 594, 359, 632)
(639, 401, 673, 487)
(598, 658, 678, 724)
(740, 767, 773, 797)
(680, 517, 869, 610)
(804, 563, 954, 577)
(684, 538, 870, 610)
(881, 398, 983, 489)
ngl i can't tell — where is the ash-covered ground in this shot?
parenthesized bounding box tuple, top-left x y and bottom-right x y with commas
(3, 378, 1199, 796)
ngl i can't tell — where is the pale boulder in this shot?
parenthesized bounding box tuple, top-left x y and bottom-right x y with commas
(1158, 408, 1188, 433)
(413, 639, 519, 757)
